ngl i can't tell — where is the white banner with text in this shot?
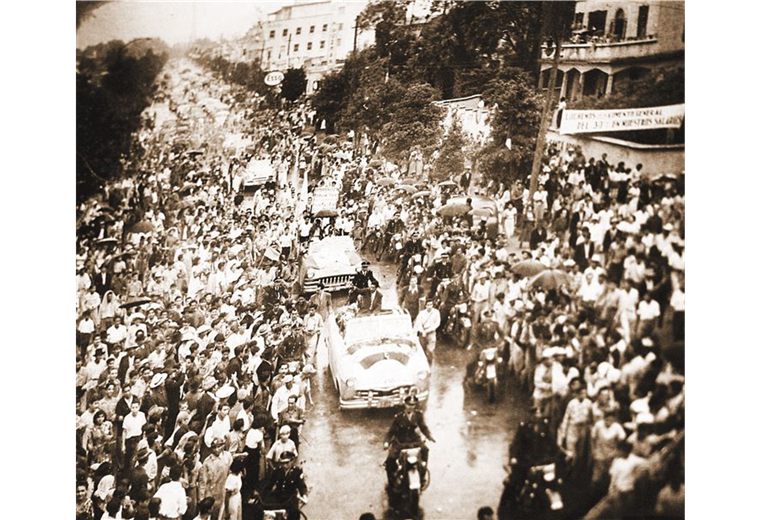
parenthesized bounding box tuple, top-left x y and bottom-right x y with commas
(559, 104, 685, 134)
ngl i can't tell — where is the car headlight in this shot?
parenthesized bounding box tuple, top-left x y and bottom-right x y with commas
(306, 268, 316, 279)
(343, 378, 356, 399)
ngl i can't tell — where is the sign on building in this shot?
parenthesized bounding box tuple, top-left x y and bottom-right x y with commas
(265, 71, 285, 86)
(559, 104, 685, 135)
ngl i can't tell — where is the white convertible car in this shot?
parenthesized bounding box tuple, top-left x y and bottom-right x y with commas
(325, 307, 431, 409)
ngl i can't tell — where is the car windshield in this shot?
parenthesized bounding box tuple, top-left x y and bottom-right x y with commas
(343, 314, 412, 345)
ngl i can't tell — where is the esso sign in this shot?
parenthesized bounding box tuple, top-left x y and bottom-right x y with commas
(265, 71, 284, 86)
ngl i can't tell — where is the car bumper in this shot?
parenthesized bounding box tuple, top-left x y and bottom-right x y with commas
(339, 389, 429, 410)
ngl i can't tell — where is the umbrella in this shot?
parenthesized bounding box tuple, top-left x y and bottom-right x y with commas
(412, 190, 431, 199)
(96, 237, 118, 246)
(369, 159, 382, 168)
(511, 259, 548, 277)
(469, 207, 494, 218)
(179, 183, 195, 195)
(314, 208, 338, 218)
(376, 177, 397, 187)
(397, 184, 418, 194)
(529, 269, 573, 290)
(438, 202, 470, 217)
(129, 221, 155, 234)
(120, 298, 152, 310)
(438, 180, 457, 188)
(413, 180, 428, 187)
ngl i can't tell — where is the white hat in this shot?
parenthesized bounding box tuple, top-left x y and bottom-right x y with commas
(245, 428, 264, 448)
(283, 374, 294, 383)
(150, 373, 167, 389)
(215, 385, 235, 399)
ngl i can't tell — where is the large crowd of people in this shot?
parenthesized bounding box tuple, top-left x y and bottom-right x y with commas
(76, 57, 684, 519)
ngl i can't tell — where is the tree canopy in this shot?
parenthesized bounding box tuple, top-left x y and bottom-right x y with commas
(280, 67, 308, 102)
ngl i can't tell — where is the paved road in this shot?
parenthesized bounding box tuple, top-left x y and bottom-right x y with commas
(298, 261, 532, 519)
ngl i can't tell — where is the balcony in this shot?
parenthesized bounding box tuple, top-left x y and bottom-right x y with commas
(541, 37, 659, 64)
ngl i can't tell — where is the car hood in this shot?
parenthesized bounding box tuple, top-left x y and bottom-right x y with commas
(302, 237, 361, 271)
(355, 359, 416, 390)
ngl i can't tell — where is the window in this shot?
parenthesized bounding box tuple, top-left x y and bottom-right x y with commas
(282, 28, 288, 37)
(279, 46, 285, 58)
(320, 41, 325, 49)
(587, 10, 607, 34)
(267, 50, 272, 60)
(269, 30, 275, 39)
(338, 23, 343, 31)
(613, 8, 627, 41)
(337, 38, 342, 47)
(296, 27, 301, 35)
(293, 44, 299, 52)
(310, 25, 315, 33)
(322, 24, 328, 32)
(574, 12, 584, 29)
(307, 42, 313, 51)
(636, 5, 649, 39)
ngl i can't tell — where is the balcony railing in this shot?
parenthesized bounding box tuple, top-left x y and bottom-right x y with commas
(542, 37, 659, 63)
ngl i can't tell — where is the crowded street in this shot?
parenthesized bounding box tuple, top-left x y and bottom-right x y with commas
(73, 3, 688, 519)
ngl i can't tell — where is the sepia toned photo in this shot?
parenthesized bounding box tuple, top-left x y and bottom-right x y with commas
(76, 2, 685, 519)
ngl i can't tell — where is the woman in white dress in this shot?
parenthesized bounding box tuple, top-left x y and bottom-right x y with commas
(504, 203, 517, 240)
(222, 458, 245, 520)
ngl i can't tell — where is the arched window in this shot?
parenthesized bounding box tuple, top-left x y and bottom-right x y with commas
(613, 9, 627, 41)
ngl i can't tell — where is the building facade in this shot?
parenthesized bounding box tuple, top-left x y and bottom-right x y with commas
(259, 1, 372, 95)
(539, 1, 685, 101)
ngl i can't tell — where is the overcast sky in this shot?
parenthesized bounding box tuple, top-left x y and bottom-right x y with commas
(76, 1, 296, 49)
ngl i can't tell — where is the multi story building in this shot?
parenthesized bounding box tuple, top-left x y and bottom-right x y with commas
(538, 1, 685, 101)
(260, 0, 373, 95)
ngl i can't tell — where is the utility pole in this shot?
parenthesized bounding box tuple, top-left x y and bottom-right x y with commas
(528, 39, 561, 198)
(353, 14, 360, 52)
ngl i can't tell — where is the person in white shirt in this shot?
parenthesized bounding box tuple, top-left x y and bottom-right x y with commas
(153, 466, 187, 520)
(303, 305, 324, 363)
(204, 404, 232, 449)
(122, 401, 146, 462)
(636, 292, 661, 338)
(469, 273, 491, 333)
(270, 375, 301, 420)
(414, 299, 441, 357)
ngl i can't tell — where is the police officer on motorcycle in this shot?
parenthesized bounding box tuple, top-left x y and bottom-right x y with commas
(383, 395, 435, 486)
(500, 406, 558, 512)
(257, 451, 308, 520)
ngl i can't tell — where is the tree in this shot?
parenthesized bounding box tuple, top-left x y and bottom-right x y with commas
(77, 41, 168, 203)
(475, 69, 542, 188)
(379, 82, 443, 164)
(280, 67, 307, 102)
(432, 119, 466, 181)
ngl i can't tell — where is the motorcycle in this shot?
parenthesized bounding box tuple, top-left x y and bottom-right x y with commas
(444, 302, 471, 348)
(518, 463, 564, 517)
(475, 347, 503, 403)
(387, 446, 430, 518)
(250, 491, 307, 520)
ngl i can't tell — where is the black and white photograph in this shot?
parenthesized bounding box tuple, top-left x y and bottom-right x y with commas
(71, 1, 693, 518)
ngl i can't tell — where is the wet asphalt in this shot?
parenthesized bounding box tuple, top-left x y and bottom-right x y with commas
(298, 262, 532, 520)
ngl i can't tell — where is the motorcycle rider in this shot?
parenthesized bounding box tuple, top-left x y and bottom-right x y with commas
(466, 309, 502, 382)
(428, 253, 454, 299)
(258, 450, 308, 520)
(501, 406, 558, 510)
(384, 395, 436, 487)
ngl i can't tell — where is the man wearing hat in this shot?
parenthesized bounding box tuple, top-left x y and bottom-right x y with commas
(428, 253, 453, 299)
(383, 395, 435, 486)
(259, 450, 308, 520)
(198, 437, 233, 520)
(350, 260, 379, 303)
